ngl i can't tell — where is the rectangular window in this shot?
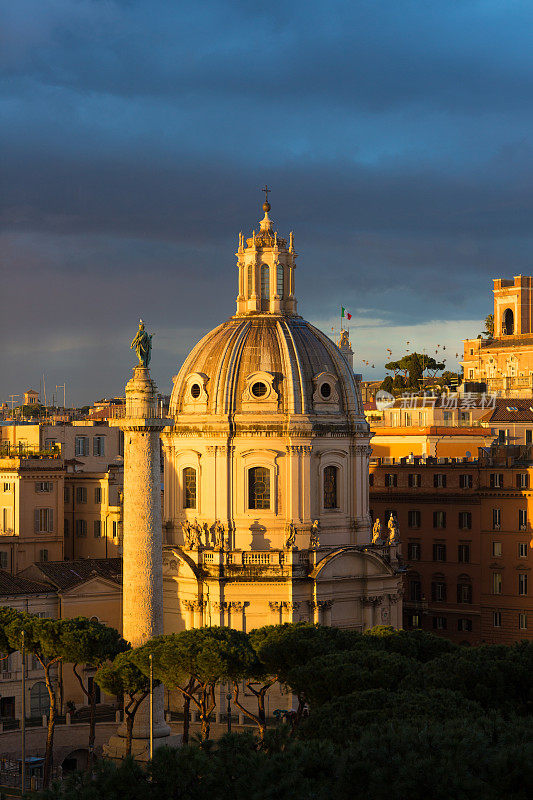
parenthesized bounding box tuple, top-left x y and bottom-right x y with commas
(458, 544, 470, 563)
(75, 436, 89, 457)
(443, 411, 453, 422)
(75, 519, 87, 538)
(408, 509, 420, 528)
(112, 520, 118, 538)
(490, 473, 504, 488)
(458, 512, 472, 530)
(517, 473, 529, 489)
(3, 483, 12, 493)
(527, 430, 533, 445)
(518, 542, 528, 558)
(431, 581, 446, 602)
(497, 429, 508, 444)
(39, 549, 48, 562)
(409, 580, 422, 602)
(492, 572, 502, 595)
(492, 508, 501, 529)
(64, 519, 69, 537)
(44, 438, 56, 450)
(457, 583, 473, 604)
(249, 466, 272, 510)
(64, 487, 70, 503)
(408, 473, 421, 488)
(183, 468, 197, 509)
(519, 509, 527, 530)
(76, 487, 87, 504)
(94, 488, 102, 504)
(518, 574, 528, 596)
(459, 411, 470, 424)
(94, 520, 101, 538)
(1, 507, 13, 534)
(409, 613, 421, 628)
(493, 611, 502, 627)
(432, 616, 447, 630)
(519, 613, 527, 630)
(459, 474, 473, 489)
(93, 436, 105, 456)
(434, 473, 447, 488)
(458, 619, 472, 632)
(433, 512, 446, 530)
(407, 542, 421, 560)
(492, 541, 502, 557)
(34, 482, 52, 493)
(0, 552, 8, 570)
(433, 542, 446, 561)
(385, 474, 397, 488)
(34, 508, 54, 533)
(369, 474, 374, 487)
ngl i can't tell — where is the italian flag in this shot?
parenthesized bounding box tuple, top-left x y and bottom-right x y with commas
(341, 306, 352, 320)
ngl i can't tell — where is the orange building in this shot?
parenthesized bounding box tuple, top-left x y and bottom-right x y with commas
(462, 275, 533, 396)
(370, 445, 532, 644)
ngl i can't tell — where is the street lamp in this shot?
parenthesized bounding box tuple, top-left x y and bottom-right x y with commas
(226, 693, 232, 733)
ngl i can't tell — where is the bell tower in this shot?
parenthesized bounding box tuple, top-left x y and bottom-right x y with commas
(236, 188, 298, 316)
(493, 275, 533, 337)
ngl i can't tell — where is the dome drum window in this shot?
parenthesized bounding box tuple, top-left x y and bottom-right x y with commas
(242, 371, 279, 411)
(313, 372, 339, 409)
(181, 372, 209, 412)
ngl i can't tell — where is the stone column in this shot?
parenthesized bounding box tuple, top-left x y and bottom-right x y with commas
(107, 365, 175, 758)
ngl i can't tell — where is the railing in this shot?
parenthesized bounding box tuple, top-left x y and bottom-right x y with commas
(107, 404, 167, 420)
(0, 443, 61, 459)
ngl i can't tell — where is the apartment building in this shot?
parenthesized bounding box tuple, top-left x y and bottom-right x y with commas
(370, 445, 532, 644)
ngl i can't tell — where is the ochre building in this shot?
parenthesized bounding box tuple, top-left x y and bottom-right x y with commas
(370, 445, 533, 644)
(462, 275, 533, 396)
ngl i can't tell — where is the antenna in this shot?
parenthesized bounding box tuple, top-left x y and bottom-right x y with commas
(42, 374, 47, 407)
(56, 384, 66, 409)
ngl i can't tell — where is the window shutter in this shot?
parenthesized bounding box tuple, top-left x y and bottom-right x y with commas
(516, 474, 521, 489)
(34, 509, 40, 533)
(48, 509, 53, 532)
(490, 474, 495, 488)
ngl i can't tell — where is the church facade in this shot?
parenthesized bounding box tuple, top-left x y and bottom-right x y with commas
(161, 198, 403, 634)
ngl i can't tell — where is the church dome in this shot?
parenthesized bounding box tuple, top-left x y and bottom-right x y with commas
(170, 314, 363, 417)
(169, 195, 365, 422)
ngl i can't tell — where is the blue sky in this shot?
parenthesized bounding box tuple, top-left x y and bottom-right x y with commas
(2, 0, 533, 403)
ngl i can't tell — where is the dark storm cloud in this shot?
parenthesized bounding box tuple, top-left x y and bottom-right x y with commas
(2, 0, 533, 402)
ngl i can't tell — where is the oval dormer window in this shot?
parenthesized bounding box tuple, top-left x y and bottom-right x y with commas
(320, 383, 332, 399)
(190, 384, 201, 399)
(251, 381, 268, 398)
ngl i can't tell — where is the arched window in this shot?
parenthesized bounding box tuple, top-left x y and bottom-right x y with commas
(323, 465, 338, 509)
(183, 467, 197, 509)
(503, 308, 514, 335)
(247, 264, 253, 297)
(260, 265, 270, 299)
(457, 574, 472, 604)
(30, 682, 49, 718)
(276, 263, 284, 298)
(248, 467, 270, 509)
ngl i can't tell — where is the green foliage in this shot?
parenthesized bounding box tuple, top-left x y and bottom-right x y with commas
(386, 352, 445, 384)
(362, 625, 458, 662)
(249, 622, 352, 685)
(287, 649, 415, 706)
(58, 617, 127, 667)
(379, 375, 394, 393)
(133, 627, 259, 687)
(95, 650, 148, 699)
(484, 313, 494, 338)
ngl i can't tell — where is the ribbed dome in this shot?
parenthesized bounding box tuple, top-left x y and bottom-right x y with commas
(170, 314, 364, 418)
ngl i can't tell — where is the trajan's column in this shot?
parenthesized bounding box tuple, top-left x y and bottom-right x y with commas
(106, 320, 174, 758)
